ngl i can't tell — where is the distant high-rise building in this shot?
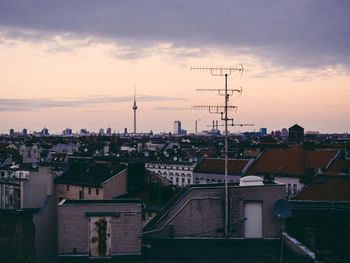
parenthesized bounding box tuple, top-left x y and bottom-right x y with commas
(9, 129, 14, 136)
(107, 127, 112, 135)
(174, 121, 181, 135)
(62, 128, 72, 136)
(42, 127, 49, 136)
(80, 128, 88, 135)
(22, 129, 27, 136)
(281, 128, 288, 137)
(288, 124, 304, 143)
(124, 128, 128, 134)
(99, 128, 104, 135)
(274, 130, 281, 137)
(259, 128, 267, 135)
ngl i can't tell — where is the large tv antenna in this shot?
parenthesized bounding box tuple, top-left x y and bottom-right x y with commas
(191, 65, 252, 238)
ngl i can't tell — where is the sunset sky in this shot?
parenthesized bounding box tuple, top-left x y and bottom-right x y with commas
(0, 1, 349, 134)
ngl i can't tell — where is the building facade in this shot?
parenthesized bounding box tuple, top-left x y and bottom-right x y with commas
(58, 199, 142, 259)
(145, 161, 196, 187)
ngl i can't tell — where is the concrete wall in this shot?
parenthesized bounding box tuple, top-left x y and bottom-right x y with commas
(102, 170, 127, 199)
(145, 184, 285, 239)
(58, 202, 142, 256)
(22, 166, 53, 209)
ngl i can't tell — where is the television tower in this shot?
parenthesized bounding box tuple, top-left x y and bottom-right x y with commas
(132, 87, 137, 134)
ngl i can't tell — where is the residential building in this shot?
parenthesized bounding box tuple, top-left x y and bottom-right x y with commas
(246, 145, 339, 197)
(54, 160, 127, 201)
(145, 161, 197, 187)
(0, 168, 29, 209)
(288, 124, 304, 143)
(288, 175, 350, 261)
(193, 157, 254, 184)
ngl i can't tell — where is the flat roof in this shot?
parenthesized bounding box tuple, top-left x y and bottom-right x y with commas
(59, 198, 142, 205)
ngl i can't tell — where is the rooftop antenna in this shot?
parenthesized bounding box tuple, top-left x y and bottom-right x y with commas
(191, 65, 252, 238)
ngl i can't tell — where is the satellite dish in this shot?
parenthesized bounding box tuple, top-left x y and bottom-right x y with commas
(273, 199, 292, 220)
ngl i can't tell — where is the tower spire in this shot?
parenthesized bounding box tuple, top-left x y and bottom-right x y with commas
(132, 86, 137, 134)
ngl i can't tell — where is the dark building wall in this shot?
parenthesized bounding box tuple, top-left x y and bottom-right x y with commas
(286, 209, 350, 260)
(0, 210, 35, 262)
(127, 162, 145, 194)
(288, 125, 304, 143)
(145, 184, 285, 239)
(33, 195, 57, 261)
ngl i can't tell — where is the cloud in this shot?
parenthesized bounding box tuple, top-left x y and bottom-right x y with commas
(0, 1, 350, 70)
(0, 95, 186, 112)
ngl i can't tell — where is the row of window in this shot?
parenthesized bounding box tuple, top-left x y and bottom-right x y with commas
(147, 164, 192, 171)
(66, 184, 99, 198)
(168, 177, 191, 186)
(287, 184, 298, 195)
(158, 171, 192, 177)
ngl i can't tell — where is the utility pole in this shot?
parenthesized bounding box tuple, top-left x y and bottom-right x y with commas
(191, 66, 251, 238)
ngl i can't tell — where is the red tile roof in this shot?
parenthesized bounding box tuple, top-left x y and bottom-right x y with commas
(294, 176, 350, 201)
(248, 145, 337, 177)
(194, 158, 250, 175)
(327, 159, 350, 175)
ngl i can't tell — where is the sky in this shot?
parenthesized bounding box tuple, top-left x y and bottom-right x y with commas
(0, 0, 350, 135)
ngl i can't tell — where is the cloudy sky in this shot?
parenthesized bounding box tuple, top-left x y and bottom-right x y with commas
(0, 0, 349, 134)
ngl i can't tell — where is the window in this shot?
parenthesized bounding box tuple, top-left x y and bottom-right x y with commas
(79, 190, 83, 200)
(88, 187, 91, 194)
(287, 184, 291, 195)
(293, 184, 297, 195)
(176, 178, 179, 185)
(96, 188, 99, 195)
(195, 178, 199, 183)
(188, 178, 191, 185)
(66, 184, 69, 191)
(182, 178, 185, 185)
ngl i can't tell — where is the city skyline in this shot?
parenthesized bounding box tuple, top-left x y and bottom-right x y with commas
(1, 1, 350, 134)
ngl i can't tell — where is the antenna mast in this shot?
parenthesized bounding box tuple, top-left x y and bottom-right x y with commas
(191, 65, 249, 238)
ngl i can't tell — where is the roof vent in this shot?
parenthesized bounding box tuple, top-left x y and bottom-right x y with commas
(239, 175, 264, 186)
